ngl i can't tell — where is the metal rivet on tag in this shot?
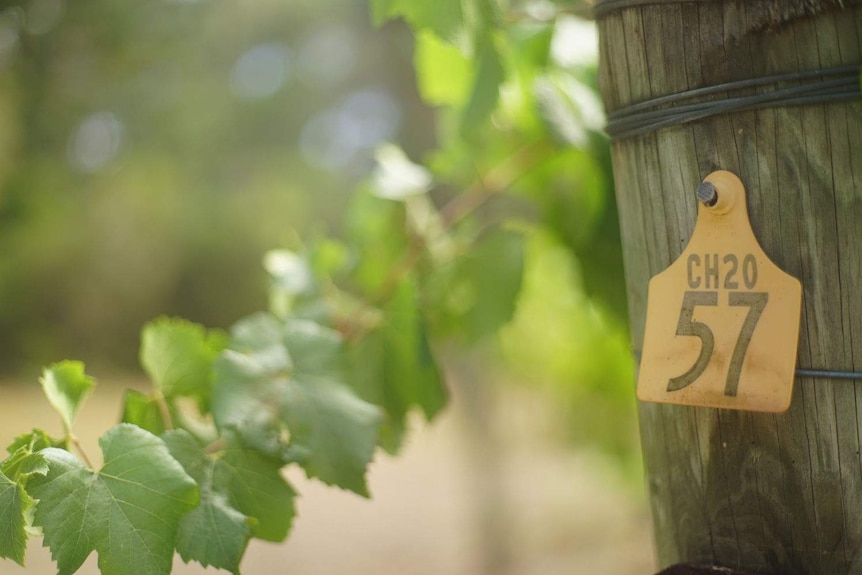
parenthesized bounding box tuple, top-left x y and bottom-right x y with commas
(695, 182, 718, 207)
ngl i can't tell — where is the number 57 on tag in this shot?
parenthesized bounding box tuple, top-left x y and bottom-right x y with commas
(637, 171, 802, 413)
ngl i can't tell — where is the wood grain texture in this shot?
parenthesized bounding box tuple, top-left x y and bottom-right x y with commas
(597, 2, 862, 573)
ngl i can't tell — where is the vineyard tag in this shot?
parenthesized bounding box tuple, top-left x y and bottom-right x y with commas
(637, 170, 802, 413)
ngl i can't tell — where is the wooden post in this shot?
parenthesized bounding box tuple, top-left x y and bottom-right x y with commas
(596, 3, 862, 574)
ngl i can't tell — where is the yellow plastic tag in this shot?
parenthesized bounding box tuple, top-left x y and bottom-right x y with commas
(637, 171, 802, 413)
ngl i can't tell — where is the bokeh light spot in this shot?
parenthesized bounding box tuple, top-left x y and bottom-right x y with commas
(551, 16, 598, 68)
(230, 42, 291, 101)
(25, 0, 64, 36)
(68, 112, 123, 173)
(300, 88, 400, 171)
(0, 10, 21, 60)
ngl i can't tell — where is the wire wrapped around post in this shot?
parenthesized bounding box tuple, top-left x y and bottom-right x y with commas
(604, 66, 862, 140)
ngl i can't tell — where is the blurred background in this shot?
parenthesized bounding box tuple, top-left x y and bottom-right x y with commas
(0, 0, 654, 573)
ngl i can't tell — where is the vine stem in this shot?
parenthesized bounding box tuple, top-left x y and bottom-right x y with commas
(154, 391, 175, 431)
(439, 139, 550, 227)
(204, 436, 227, 455)
(337, 139, 550, 342)
(71, 435, 95, 469)
(378, 139, 549, 300)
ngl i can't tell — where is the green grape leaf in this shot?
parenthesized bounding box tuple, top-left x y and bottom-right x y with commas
(211, 347, 288, 459)
(510, 141, 627, 323)
(414, 31, 472, 107)
(162, 431, 253, 574)
(229, 312, 293, 374)
(308, 237, 351, 280)
(214, 441, 296, 542)
(0, 469, 35, 565)
(348, 276, 447, 453)
(140, 317, 226, 404)
(371, 0, 464, 43)
(381, 277, 447, 420)
(0, 446, 47, 566)
(346, 191, 409, 295)
(39, 361, 96, 433)
(121, 389, 166, 436)
(459, 229, 525, 341)
(430, 229, 525, 342)
(213, 317, 381, 495)
(28, 424, 199, 575)
(474, 0, 503, 28)
(280, 321, 381, 493)
(2, 447, 48, 483)
(460, 34, 504, 135)
(348, 334, 406, 452)
(509, 21, 553, 71)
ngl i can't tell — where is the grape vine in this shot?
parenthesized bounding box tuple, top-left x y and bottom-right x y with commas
(2, 279, 445, 575)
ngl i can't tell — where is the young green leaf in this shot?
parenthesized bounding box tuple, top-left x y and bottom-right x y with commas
(140, 317, 225, 404)
(5, 429, 64, 456)
(39, 361, 96, 434)
(414, 30, 472, 107)
(1, 446, 48, 483)
(370, 0, 464, 43)
(213, 317, 381, 495)
(163, 431, 253, 574)
(120, 389, 166, 436)
(460, 34, 504, 136)
(27, 424, 199, 575)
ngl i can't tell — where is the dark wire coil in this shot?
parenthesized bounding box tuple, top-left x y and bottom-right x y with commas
(593, 0, 710, 18)
(604, 65, 862, 140)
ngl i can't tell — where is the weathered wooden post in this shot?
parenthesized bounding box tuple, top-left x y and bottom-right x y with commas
(595, 1, 862, 573)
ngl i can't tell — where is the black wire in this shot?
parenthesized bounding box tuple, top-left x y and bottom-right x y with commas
(796, 369, 862, 381)
(632, 353, 862, 381)
(605, 66, 862, 140)
(593, 0, 709, 18)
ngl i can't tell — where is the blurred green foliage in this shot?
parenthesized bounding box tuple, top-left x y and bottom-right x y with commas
(0, 0, 428, 370)
(366, 0, 638, 463)
(0, 0, 639, 465)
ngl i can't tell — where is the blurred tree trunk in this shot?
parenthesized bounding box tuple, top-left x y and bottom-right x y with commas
(597, 2, 862, 573)
(450, 354, 514, 575)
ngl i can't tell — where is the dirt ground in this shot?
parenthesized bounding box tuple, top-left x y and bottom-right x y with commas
(0, 381, 655, 575)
